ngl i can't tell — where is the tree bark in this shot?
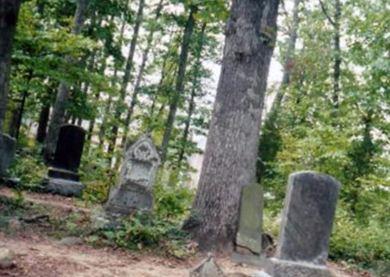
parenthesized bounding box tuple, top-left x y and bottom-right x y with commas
(160, 5, 197, 163)
(107, 0, 145, 157)
(332, 0, 341, 109)
(177, 23, 207, 168)
(0, 0, 21, 132)
(43, 0, 89, 162)
(187, 0, 279, 251)
(36, 104, 50, 143)
(121, 0, 164, 148)
(98, 8, 128, 149)
(270, 0, 301, 115)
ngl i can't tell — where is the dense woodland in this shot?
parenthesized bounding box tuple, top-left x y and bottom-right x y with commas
(0, 0, 389, 276)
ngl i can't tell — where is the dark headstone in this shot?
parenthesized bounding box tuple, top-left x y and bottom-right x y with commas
(104, 135, 160, 216)
(44, 125, 86, 197)
(52, 125, 85, 171)
(263, 171, 340, 277)
(0, 133, 16, 176)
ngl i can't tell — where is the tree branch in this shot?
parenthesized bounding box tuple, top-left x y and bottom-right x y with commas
(319, 0, 335, 26)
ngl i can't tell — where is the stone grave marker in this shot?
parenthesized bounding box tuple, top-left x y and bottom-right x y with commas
(0, 133, 16, 176)
(104, 135, 160, 216)
(263, 171, 340, 277)
(44, 124, 86, 197)
(236, 183, 263, 254)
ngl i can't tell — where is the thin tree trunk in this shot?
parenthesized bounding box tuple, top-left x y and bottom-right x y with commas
(0, 0, 22, 132)
(43, 0, 89, 162)
(187, 0, 279, 251)
(98, 9, 128, 149)
(107, 0, 145, 158)
(121, 0, 164, 148)
(333, 0, 341, 109)
(270, 0, 301, 115)
(160, 5, 197, 163)
(36, 104, 50, 143)
(177, 23, 207, 168)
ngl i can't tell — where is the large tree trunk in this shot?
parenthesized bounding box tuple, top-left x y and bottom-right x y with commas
(43, 0, 89, 162)
(177, 23, 207, 168)
(0, 0, 21, 132)
(160, 5, 197, 163)
(121, 0, 164, 148)
(187, 0, 279, 251)
(107, 0, 145, 158)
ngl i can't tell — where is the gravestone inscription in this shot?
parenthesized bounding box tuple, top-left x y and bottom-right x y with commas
(264, 171, 340, 277)
(44, 124, 86, 197)
(104, 136, 160, 216)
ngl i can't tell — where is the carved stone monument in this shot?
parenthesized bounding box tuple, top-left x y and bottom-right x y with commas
(0, 133, 16, 177)
(263, 171, 340, 277)
(44, 124, 86, 197)
(104, 136, 160, 216)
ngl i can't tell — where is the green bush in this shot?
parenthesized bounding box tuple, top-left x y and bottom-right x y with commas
(99, 212, 193, 258)
(80, 148, 117, 204)
(8, 147, 46, 190)
(329, 208, 390, 276)
(154, 181, 194, 219)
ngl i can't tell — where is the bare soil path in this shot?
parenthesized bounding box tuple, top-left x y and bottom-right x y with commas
(0, 187, 369, 277)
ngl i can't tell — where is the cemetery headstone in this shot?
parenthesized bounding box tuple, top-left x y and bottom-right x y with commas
(236, 183, 263, 254)
(263, 171, 340, 277)
(104, 135, 160, 216)
(0, 133, 16, 177)
(44, 124, 86, 197)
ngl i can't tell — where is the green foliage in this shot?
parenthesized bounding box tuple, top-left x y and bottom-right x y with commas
(330, 206, 390, 276)
(80, 147, 118, 204)
(154, 177, 194, 219)
(8, 145, 46, 190)
(99, 211, 193, 258)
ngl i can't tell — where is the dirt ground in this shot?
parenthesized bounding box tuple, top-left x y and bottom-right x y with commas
(0, 187, 370, 277)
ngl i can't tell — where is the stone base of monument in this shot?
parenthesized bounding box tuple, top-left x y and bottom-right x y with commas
(0, 133, 16, 176)
(231, 251, 267, 268)
(43, 167, 84, 197)
(104, 183, 154, 215)
(262, 258, 333, 277)
(48, 167, 80, 181)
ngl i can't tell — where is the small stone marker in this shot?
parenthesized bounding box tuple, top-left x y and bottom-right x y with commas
(263, 171, 340, 277)
(0, 133, 16, 176)
(190, 254, 225, 277)
(0, 248, 15, 269)
(236, 183, 263, 254)
(44, 124, 86, 197)
(104, 135, 160, 216)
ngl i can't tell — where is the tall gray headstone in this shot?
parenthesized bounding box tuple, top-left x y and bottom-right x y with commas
(264, 171, 340, 277)
(0, 133, 16, 177)
(105, 136, 160, 216)
(236, 183, 263, 254)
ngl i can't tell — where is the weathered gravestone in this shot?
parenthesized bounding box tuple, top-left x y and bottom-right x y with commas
(236, 183, 263, 255)
(104, 136, 160, 216)
(0, 133, 16, 176)
(263, 171, 340, 277)
(44, 124, 86, 197)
